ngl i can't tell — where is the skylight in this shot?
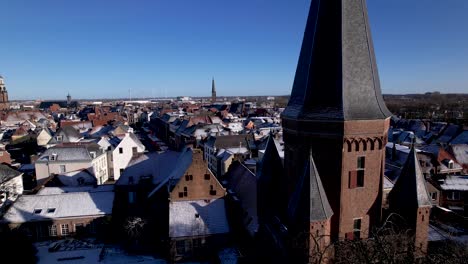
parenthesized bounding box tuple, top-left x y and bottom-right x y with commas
(33, 209, 42, 214)
(47, 208, 56, 214)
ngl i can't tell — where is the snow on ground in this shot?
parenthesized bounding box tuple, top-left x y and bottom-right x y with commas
(35, 239, 167, 264)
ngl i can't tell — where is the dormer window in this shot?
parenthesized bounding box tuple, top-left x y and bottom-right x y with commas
(50, 153, 57, 161)
(55, 135, 63, 142)
(90, 151, 96, 159)
(448, 160, 454, 169)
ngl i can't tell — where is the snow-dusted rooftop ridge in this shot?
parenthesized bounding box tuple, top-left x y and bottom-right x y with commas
(169, 198, 230, 238)
(117, 150, 181, 186)
(2, 191, 114, 223)
(36, 185, 115, 195)
(440, 175, 468, 191)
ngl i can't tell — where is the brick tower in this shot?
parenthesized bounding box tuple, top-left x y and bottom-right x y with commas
(281, 0, 391, 250)
(0, 75, 10, 110)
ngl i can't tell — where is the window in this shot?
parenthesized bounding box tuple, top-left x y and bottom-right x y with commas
(183, 187, 188, 197)
(132, 147, 137, 154)
(350, 156, 366, 188)
(55, 135, 63, 142)
(357, 156, 365, 169)
(33, 209, 42, 214)
(119, 147, 123, 154)
(90, 151, 96, 159)
(210, 185, 217, 196)
(185, 174, 193, 181)
(49, 225, 57, 236)
(430, 192, 438, 201)
(75, 223, 85, 234)
(50, 154, 57, 161)
(448, 160, 454, 169)
(77, 177, 85, 185)
(88, 222, 96, 234)
(120, 168, 125, 175)
(61, 224, 69, 236)
(59, 165, 66, 173)
(193, 238, 202, 248)
(204, 174, 210, 180)
(353, 218, 362, 240)
(47, 208, 56, 214)
(176, 240, 185, 255)
(356, 170, 364, 187)
(447, 191, 460, 201)
(128, 192, 135, 204)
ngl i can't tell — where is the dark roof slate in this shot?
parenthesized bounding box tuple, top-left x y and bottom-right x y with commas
(388, 146, 432, 209)
(288, 150, 333, 222)
(282, 0, 391, 121)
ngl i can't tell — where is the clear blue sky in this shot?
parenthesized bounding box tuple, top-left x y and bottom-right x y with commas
(1, 0, 467, 100)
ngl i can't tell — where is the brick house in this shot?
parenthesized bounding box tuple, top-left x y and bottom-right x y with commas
(165, 149, 228, 261)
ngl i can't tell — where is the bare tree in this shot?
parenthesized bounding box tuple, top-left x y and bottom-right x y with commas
(124, 216, 147, 243)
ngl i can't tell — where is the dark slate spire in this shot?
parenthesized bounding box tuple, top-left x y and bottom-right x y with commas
(211, 78, 216, 103)
(282, 0, 391, 121)
(288, 150, 333, 222)
(388, 146, 432, 209)
(257, 134, 283, 181)
(257, 134, 284, 218)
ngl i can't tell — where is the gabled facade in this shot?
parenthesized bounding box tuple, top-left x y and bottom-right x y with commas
(46, 126, 82, 147)
(111, 133, 145, 180)
(35, 143, 109, 186)
(167, 149, 228, 261)
(37, 128, 53, 147)
(204, 134, 253, 177)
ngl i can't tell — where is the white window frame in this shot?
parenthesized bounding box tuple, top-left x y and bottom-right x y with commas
(61, 224, 70, 236)
(49, 225, 58, 236)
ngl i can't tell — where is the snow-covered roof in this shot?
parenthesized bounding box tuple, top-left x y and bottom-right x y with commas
(0, 164, 22, 185)
(440, 175, 468, 191)
(37, 144, 103, 162)
(169, 198, 230, 238)
(383, 176, 394, 190)
(56, 169, 97, 186)
(117, 150, 185, 187)
(2, 191, 114, 223)
(37, 185, 115, 195)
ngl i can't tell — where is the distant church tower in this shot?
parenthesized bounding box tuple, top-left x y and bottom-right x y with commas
(211, 78, 216, 103)
(281, 0, 392, 259)
(67, 92, 72, 106)
(0, 75, 10, 110)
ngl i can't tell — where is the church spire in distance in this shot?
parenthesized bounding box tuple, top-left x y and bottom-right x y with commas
(211, 77, 216, 103)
